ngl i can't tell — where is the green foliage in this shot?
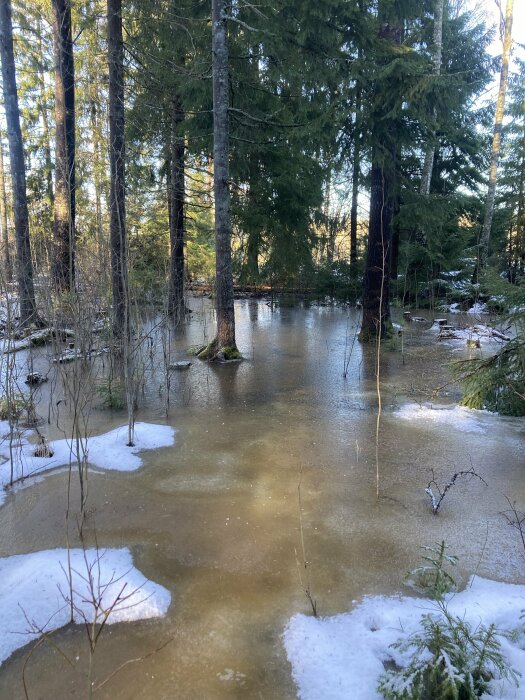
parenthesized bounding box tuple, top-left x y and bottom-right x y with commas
(128, 226, 169, 305)
(0, 393, 26, 421)
(379, 542, 519, 700)
(311, 260, 363, 302)
(379, 613, 516, 700)
(455, 272, 525, 416)
(96, 379, 125, 411)
(407, 542, 458, 598)
(457, 338, 525, 416)
(221, 345, 242, 360)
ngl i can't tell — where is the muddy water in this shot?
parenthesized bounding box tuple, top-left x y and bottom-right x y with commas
(0, 298, 524, 699)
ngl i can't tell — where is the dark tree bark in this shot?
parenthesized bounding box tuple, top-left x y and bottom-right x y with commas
(51, 0, 76, 292)
(244, 156, 261, 283)
(350, 68, 362, 265)
(0, 0, 39, 326)
(36, 17, 54, 217)
(167, 94, 185, 323)
(390, 195, 401, 281)
(246, 228, 260, 281)
(206, 0, 238, 357)
(0, 134, 12, 282)
(359, 145, 397, 340)
(107, 0, 128, 338)
(359, 8, 401, 341)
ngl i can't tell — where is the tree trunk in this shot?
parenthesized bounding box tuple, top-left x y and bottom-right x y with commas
(390, 194, 401, 281)
(246, 228, 260, 281)
(479, 0, 514, 268)
(244, 155, 260, 283)
(167, 94, 186, 323)
(89, 97, 105, 261)
(51, 0, 76, 292)
(419, 0, 444, 197)
(359, 146, 396, 341)
(36, 17, 54, 216)
(0, 133, 12, 282)
(515, 123, 525, 279)
(107, 0, 128, 339)
(209, 0, 238, 356)
(350, 75, 361, 264)
(0, 0, 39, 326)
(359, 6, 400, 341)
(350, 138, 360, 264)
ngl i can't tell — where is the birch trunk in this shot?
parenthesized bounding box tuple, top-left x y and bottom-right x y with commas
(479, 0, 514, 267)
(419, 0, 444, 197)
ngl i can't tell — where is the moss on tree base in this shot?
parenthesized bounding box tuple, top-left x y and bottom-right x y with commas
(358, 321, 394, 343)
(196, 340, 242, 362)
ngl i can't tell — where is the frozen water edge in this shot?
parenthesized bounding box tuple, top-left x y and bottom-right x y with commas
(0, 421, 176, 506)
(284, 576, 525, 700)
(0, 547, 171, 666)
(394, 403, 489, 433)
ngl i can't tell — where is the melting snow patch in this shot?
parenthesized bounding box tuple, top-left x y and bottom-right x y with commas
(394, 403, 487, 433)
(467, 302, 489, 314)
(0, 422, 176, 505)
(0, 547, 171, 666)
(284, 577, 525, 700)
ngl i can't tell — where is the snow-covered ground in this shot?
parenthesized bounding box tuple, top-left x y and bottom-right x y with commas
(284, 577, 525, 700)
(0, 547, 171, 666)
(448, 302, 489, 314)
(0, 421, 176, 505)
(430, 321, 510, 346)
(394, 403, 488, 434)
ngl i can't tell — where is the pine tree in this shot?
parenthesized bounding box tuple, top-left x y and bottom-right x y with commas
(0, 132, 12, 281)
(0, 0, 39, 326)
(51, 0, 76, 292)
(206, 0, 238, 358)
(107, 0, 128, 338)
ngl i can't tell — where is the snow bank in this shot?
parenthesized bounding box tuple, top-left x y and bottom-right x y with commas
(0, 422, 176, 505)
(448, 302, 489, 314)
(467, 302, 489, 314)
(284, 576, 525, 700)
(430, 321, 509, 344)
(0, 547, 171, 665)
(394, 403, 487, 433)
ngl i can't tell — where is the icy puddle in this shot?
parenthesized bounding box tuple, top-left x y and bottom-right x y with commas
(0, 421, 176, 505)
(0, 300, 523, 699)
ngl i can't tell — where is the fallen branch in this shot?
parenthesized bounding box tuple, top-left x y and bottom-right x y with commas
(501, 497, 525, 555)
(425, 467, 487, 514)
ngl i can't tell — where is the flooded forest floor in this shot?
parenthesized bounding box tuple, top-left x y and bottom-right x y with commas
(0, 297, 523, 699)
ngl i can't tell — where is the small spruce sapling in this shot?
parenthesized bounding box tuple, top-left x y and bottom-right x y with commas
(378, 541, 520, 699)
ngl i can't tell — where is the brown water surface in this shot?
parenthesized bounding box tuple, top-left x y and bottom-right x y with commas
(0, 298, 523, 699)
